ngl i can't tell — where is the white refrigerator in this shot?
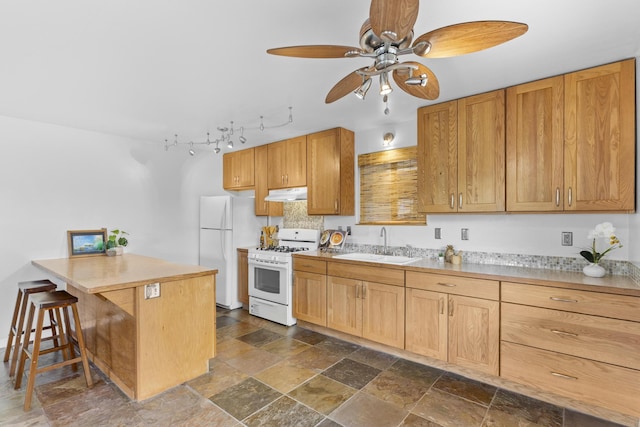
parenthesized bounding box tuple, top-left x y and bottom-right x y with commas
(199, 195, 265, 309)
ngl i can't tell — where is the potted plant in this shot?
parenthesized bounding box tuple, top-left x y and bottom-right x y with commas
(579, 222, 622, 277)
(106, 229, 129, 256)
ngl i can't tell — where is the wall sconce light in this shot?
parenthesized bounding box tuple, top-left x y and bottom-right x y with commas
(383, 132, 395, 146)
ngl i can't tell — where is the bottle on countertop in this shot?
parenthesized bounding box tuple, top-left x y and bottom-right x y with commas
(444, 245, 455, 263)
(259, 231, 265, 249)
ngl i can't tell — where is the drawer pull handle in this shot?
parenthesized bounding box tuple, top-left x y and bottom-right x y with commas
(549, 297, 578, 303)
(551, 329, 578, 337)
(437, 282, 457, 287)
(550, 372, 577, 380)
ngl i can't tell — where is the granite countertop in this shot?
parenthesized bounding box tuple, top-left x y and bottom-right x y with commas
(293, 251, 640, 297)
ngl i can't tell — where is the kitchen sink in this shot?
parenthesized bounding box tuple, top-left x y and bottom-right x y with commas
(332, 252, 422, 265)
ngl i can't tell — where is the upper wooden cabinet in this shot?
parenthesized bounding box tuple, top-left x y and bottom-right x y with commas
(564, 59, 635, 212)
(418, 90, 506, 213)
(506, 76, 565, 211)
(254, 145, 283, 217)
(267, 135, 307, 189)
(306, 128, 355, 215)
(223, 148, 255, 190)
(507, 59, 636, 212)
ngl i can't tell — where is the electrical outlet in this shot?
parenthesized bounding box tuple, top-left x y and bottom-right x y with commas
(346, 226, 351, 235)
(561, 232, 573, 246)
(461, 228, 469, 240)
(144, 282, 161, 299)
(435, 228, 441, 239)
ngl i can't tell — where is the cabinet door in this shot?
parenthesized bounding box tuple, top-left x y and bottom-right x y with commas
(362, 282, 405, 349)
(458, 90, 506, 212)
(564, 59, 635, 211)
(267, 140, 287, 189)
(293, 271, 327, 326)
(417, 101, 458, 212)
(237, 250, 249, 305)
(254, 145, 283, 216)
(506, 76, 564, 211)
(405, 288, 447, 361)
(327, 276, 362, 336)
(223, 149, 255, 189)
(448, 295, 499, 375)
(284, 135, 307, 188)
(307, 128, 341, 215)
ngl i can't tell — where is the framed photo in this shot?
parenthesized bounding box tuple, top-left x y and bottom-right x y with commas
(67, 229, 107, 257)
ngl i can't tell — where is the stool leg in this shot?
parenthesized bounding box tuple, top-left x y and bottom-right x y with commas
(14, 302, 35, 390)
(47, 309, 61, 349)
(23, 307, 46, 411)
(3, 290, 22, 362)
(53, 307, 70, 363)
(70, 304, 93, 387)
(9, 292, 30, 377)
(62, 307, 77, 372)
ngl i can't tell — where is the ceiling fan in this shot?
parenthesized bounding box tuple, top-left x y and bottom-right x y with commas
(267, 0, 528, 107)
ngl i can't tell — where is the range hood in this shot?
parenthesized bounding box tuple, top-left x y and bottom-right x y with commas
(264, 187, 307, 201)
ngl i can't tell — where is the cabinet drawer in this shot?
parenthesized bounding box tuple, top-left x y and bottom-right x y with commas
(502, 282, 640, 322)
(406, 271, 499, 300)
(501, 303, 640, 370)
(501, 341, 640, 417)
(328, 261, 404, 287)
(293, 257, 327, 275)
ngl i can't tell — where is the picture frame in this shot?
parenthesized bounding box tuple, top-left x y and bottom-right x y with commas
(67, 228, 108, 257)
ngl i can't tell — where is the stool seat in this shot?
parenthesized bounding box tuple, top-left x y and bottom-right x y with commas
(15, 289, 93, 411)
(4, 280, 58, 378)
(30, 291, 78, 309)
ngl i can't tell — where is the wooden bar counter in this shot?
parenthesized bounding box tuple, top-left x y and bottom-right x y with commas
(32, 254, 217, 401)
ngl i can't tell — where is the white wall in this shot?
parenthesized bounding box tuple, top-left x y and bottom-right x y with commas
(0, 116, 223, 348)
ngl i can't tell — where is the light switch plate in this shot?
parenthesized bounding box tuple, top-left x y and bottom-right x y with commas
(561, 232, 573, 246)
(461, 228, 469, 240)
(435, 228, 441, 239)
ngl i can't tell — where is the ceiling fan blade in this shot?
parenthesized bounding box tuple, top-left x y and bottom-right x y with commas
(325, 69, 366, 104)
(414, 21, 528, 59)
(393, 62, 440, 100)
(267, 45, 360, 58)
(369, 0, 419, 42)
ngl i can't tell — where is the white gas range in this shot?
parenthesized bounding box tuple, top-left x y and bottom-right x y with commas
(248, 228, 319, 326)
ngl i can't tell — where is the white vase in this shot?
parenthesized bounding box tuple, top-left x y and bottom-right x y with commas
(583, 263, 605, 278)
(106, 247, 123, 257)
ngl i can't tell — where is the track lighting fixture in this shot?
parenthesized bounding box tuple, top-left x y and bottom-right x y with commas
(164, 107, 294, 155)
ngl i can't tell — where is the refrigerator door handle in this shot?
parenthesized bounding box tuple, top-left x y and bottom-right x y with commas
(221, 231, 227, 262)
(221, 200, 228, 230)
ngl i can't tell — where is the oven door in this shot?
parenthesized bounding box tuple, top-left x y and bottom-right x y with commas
(248, 258, 290, 306)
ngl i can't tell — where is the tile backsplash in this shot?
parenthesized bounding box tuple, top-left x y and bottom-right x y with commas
(282, 201, 324, 230)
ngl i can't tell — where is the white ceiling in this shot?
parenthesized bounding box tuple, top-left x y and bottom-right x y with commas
(1, 0, 639, 150)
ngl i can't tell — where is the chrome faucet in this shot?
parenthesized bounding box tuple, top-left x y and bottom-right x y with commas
(380, 227, 387, 255)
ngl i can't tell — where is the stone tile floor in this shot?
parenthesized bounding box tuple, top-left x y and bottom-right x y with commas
(0, 307, 628, 427)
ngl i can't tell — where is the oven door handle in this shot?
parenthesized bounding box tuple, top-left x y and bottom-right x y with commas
(249, 260, 289, 268)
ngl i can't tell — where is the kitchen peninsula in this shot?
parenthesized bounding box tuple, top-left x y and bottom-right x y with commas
(32, 253, 217, 401)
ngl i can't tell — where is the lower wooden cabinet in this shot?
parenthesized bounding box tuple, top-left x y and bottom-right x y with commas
(327, 276, 405, 349)
(237, 248, 248, 306)
(500, 281, 640, 418)
(405, 271, 500, 375)
(293, 271, 327, 326)
(501, 341, 640, 417)
(405, 288, 499, 375)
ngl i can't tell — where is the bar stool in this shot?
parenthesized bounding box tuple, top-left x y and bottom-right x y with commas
(3, 280, 58, 377)
(14, 290, 93, 411)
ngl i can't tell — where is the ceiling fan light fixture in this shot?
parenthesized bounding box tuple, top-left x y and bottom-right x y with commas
(379, 72, 393, 95)
(405, 73, 428, 87)
(354, 78, 372, 99)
